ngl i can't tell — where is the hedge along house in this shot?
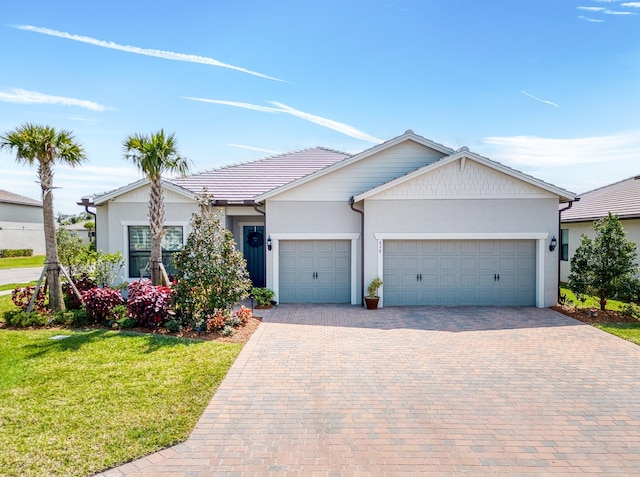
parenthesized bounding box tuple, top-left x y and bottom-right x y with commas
(560, 175, 640, 283)
(88, 130, 575, 308)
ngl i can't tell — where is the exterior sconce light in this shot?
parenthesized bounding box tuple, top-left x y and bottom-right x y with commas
(267, 236, 272, 251)
(549, 235, 557, 252)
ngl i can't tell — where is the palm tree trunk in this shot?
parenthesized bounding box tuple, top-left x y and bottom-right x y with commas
(149, 178, 165, 286)
(39, 162, 65, 311)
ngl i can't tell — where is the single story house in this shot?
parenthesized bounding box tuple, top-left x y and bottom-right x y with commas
(88, 130, 575, 308)
(0, 189, 45, 255)
(560, 174, 640, 283)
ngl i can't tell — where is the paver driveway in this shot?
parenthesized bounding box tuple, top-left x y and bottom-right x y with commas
(97, 306, 640, 476)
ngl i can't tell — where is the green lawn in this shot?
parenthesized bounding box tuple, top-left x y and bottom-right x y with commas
(0, 281, 37, 292)
(560, 286, 640, 345)
(0, 255, 46, 269)
(595, 323, 640, 345)
(559, 286, 626, 311)
(0, 328, 242, 477)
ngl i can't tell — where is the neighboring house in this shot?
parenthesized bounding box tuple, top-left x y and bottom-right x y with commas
(62, 222, 94, 244)
(560, 174, 640, 283)
(87, 130, 575, 308)
(0, 189, 45, 255)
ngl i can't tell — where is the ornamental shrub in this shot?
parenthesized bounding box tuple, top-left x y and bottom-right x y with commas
(235, 305, 252, 325)
(172, 202, 251, 326)
(82, 287, 124, 324)
(568, 213, 638, 310)
(126, 279, 173, 328)
(251, 287, 274, 307)
(12, 286, 46, 313)
(0, 248, 33, 258)
(3, 310, 47, 327)
(64, 273, 96, 310)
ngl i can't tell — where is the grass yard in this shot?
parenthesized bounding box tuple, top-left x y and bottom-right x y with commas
(0, 328, 242, 477)
(594, 324, 640, 346)
(0, 281, 37, 292)
(559, 286, 627, 311)
(0, 255, 45, 269)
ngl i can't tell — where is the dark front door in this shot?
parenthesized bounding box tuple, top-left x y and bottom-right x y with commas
(243, 226, 265, 288)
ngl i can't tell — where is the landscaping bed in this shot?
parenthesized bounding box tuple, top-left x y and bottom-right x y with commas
(551, 305, 639, 325)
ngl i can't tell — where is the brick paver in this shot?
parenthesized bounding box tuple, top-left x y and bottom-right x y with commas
(94, 306, 640, 476)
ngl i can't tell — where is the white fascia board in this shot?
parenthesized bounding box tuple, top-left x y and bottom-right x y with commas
(94, 178, 196, 205)
(255, 133, 454, 202)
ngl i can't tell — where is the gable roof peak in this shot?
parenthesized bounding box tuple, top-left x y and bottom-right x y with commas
(456, 146, 470, 153)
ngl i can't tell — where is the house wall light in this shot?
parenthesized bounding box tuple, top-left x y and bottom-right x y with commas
(549, 235, 557, 252)
(267, 235, 272, 251)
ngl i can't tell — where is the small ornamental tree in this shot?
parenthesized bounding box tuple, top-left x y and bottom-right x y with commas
(172, 201, 251, 325)
(568, 213, 638, 310)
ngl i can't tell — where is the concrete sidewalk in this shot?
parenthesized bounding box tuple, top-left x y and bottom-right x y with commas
(0, 267, 43, 294)
(95, 305, 640, 476)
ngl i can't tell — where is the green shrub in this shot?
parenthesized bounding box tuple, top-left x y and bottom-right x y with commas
(251, 287, 275, 307)
(51, 309, 89, 327)
(220, 325, 235, 336)
(3, 310, 48, 327)
(115, 316, 138, 329)
(621, 303, 640, 320)
(0, 249, 33, 258)
(165, 319, 181, 332)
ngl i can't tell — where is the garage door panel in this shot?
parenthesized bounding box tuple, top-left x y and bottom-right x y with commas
(279, 240, 351, 304)
(384, 240, 535, 306)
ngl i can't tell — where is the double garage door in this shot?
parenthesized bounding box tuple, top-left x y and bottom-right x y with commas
(280, 240, 351, 303)
(383, 240, 536, 306)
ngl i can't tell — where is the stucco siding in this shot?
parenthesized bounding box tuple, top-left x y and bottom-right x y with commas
(0, 221, 45, 254)
(0, 202, 43, 223)
(265, 200, 362, 302)
(364, 198, 560, 307)
(560, 219, 640, 282)
(271, 141, 446, 201)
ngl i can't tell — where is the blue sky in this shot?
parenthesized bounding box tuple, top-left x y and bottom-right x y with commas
(1, 0, 639, 214)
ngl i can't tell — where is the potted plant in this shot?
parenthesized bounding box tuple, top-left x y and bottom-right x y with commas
(365, 276, 383, 310)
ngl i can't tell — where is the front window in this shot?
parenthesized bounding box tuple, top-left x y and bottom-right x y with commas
(128, 225, 183, 278)
(560, 229, 569, 261)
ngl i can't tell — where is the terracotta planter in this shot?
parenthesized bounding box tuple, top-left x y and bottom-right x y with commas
(364, 296, 379, 310)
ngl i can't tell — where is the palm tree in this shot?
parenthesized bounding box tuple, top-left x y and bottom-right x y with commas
(0, 124, 87, 311)
(123, 130, 189, 285)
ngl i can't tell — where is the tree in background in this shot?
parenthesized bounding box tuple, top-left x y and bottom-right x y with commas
(1, 124, 86, 311)
(123, 130, 190, 285)
(568, 213, 638, 310)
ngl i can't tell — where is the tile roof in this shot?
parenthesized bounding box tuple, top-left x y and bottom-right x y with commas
(0, 189, 42, 207)
(562, 174, 640, 222)
(171, 147, 350, 203)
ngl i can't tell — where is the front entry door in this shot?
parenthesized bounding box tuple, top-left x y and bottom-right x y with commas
(243, 226, 265, 288)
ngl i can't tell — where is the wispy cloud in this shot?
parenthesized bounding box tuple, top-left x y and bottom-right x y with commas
(0, 88, 112, 111)
(521, 91, 560, 108)
(482, 131, 640, 167)
(578, 15, 606, 22)
(183, 97, 383, 143)
(577, 6, 606, 11)
(603, 8, 637, 13)
(622, 2, 640, 7)
(15, 25, 285, 82)
(226, 144, 283, 154)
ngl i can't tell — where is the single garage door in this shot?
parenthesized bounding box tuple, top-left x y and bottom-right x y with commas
(280, 240, 350, 303)
(383, 240, 536, 306)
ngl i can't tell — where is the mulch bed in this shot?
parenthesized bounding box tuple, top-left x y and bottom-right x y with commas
(0, 316, 263, 344)
(551, 305, 639, 325)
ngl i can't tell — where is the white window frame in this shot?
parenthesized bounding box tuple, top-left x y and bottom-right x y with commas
(121, 221, 189, 281)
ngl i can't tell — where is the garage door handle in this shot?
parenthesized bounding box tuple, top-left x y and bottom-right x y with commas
(416, 273, 422, 282)
(494, 273, 500, 281)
